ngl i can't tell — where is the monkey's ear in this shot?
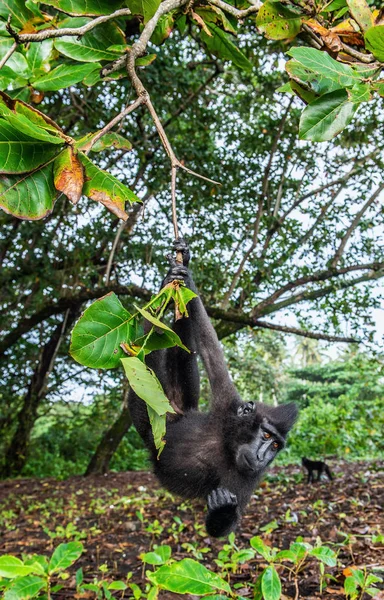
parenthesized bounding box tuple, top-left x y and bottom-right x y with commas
(272, 402, 298, 436)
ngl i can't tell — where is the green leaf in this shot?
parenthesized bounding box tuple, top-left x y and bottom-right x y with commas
(275, 550, 297, 562)
(127, 0, 161, 23)
(309, 546, 337, 566)
(79, 153, 138, 220)
(0, 0, 35, 29)
(108, 581, 128, 590)
(250, 536, 272, 560)
(134, 305, 190, 352)
(0, 40, 31, 78)
(290, 80, 317, 104)
(136, 53, 157, 67)
(344, 576, 358, 598)
(261, 566, 281, 600)
(0, 91, 64, 135)
(54, 18, 126, 62)
(346, 0, 373, 31)
(4, 576, 45, 599)
(321, 0, 346, 12)
(299, 90, 358, 141)
(201, 22, 252, 72)
(147, 558, 231, 595)
(121, 357, 174, 416)
(0, 106, 64, 145)
(40, 0, 125, 15)
(150, 14, 174, 46)
(0, 556, 34, 579)
(285, 59, 343, 95)
(90, 132, 132, 152)
(172, 285, 197, 318)
(33, 63, 101, 91)
(48, 542, 83, 574)
(27, 40, 53, 73)
(256, 1, 301, 40)
(147, 405, 167, 455)
(70, 292, 136, 369)
(140, 547, 171, 565)
(0, 119, 61, 174)
(347, 82, 371, 103)
(287, 47, 359, 87)
(0, 162, 57, 220)
(365, 25, 384, 62)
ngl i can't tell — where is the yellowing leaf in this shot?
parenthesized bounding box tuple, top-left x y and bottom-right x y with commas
(54, 146, 84, 204)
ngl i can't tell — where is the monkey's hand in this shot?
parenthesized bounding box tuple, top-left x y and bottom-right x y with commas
(206, 488, 239, 538)
(173, 237, 190, 266)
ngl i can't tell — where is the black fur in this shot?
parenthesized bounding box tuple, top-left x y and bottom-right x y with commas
(129, 239, 298, 537)
(302, 457, 333, 483)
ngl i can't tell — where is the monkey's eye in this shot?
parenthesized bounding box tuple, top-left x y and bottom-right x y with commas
(273, 442, 279, 449)
(263, 432, 271, 440)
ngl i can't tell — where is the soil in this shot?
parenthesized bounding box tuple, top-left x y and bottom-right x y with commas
(0, 460, 383, 599)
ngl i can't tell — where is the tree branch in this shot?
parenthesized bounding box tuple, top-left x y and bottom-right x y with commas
(0, 40, 17, 70)
(208, 0, 262, 18)
(252, 320, 358, 343)
(8, 8, 132, 43)
(330, 182, 384, 268)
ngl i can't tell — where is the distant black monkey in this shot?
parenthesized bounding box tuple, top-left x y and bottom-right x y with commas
(302, 457, 333, 483)
(129, 239, 298, 537)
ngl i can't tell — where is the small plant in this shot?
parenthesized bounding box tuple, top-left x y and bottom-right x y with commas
(0, 541, 83, 599)
(344, 566, 383, 599)
(43, 521, 87, 542)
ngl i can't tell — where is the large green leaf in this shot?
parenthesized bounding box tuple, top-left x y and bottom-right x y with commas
(54, 18, 126, 62)
(365, 25, 384, 62)
(134, 305, 190, 352)
(0, 107, 63, 145)
(287, 47, 359, 87)
(0, 91, 64, 135)
(0, 0, 35, 29)
(0, 556, 34, 579)
(40, 0, 125, 15)
(0, 163, 57, 219)
(33, 63, 101, 91)
(121, 357, 174, 416)
(299, 89, 358, 141)
(0, 119, 61, 174)
(27, 40, 53, 73)
(48, 542, 83, 574)
(201, 22, 252, 72)
(147, 558, 232, 594)
(127, 0, 161, 23)
(79, 153, 139, 220)
(256, 1, 302, 40)
(4, 576, 45, 599)
(0, 39, 31, 79)
(70, 292, 136, 369)
(261, 566, 281, 600)
(150, 14, 174, 46)
(88, 132, 132, 152)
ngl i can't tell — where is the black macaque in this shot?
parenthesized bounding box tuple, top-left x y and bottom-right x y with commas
(302, 457, 333, 483)
(129, 239, 298, 538)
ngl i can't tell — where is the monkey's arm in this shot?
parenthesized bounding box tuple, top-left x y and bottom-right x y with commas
(205, 488, 240, 538)
(163, 240, 240, 411)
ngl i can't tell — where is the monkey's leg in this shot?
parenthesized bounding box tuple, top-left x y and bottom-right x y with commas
(206, 488, 240, 538)
(325, 465, 333, 480)
(307, 471, 311, 484)
(317, 469, 322, 482)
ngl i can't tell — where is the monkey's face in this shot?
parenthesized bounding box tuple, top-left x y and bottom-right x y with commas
(235, 411, 286, 476)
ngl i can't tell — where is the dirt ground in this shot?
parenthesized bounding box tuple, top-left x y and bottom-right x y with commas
(0, 460, 383, 598)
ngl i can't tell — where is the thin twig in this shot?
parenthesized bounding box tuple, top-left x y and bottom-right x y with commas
(82, 96, 145, 154)
(254, 319, 358, 343)
(9, 8, 132, 43)
(340, 42, 376, 64)
(208, 0, 262, 18)
(0, 41, 17, 70)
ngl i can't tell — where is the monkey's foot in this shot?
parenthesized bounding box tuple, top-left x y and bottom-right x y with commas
(163, 260, 188, 286)
(206, 488, 239, 538)
(173, 237, 190, 266)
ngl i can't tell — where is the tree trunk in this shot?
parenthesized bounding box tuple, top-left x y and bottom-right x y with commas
(1, 308, 78, 478)
(85, 385, 132, 476)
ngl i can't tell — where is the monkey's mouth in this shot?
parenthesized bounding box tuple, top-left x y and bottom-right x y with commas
(237, 450, 256, 473)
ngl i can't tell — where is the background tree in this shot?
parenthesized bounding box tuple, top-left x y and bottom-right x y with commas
(0, 0, 383, 476)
